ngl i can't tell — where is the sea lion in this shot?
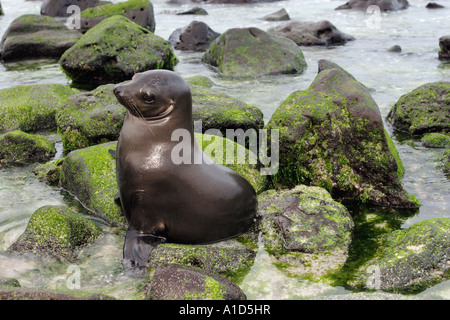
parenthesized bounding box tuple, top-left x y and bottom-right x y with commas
(113, 70, 257, 268)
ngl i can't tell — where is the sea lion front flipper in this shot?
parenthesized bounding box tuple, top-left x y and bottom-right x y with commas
(108, 149, 116, 158)
(123, 229, 166, 268)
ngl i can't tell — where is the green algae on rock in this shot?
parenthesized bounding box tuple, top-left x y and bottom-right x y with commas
(202, 27, 307, 77)
(145, 264, 246, 300)
(386, 81, 450, 136)
(266, 62, 419, 208)
(0, 130, 56, 166)
(56, 84, 126, 154)
(0, 14, 82, 62)
(421, 132, 450, 148)
(0, 84, 78, 133)
(9, 205, 102, 260)
(60, 142, 124, 227)
(256, 185, 354, 281)
(80, 0, 155, 32)
(351, 218, 450, 294)
(191, 85, 265, 136)
(60, 15, 177, 86)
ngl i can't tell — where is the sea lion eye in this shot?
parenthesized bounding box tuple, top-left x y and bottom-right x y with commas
(141, 91, 155, 104)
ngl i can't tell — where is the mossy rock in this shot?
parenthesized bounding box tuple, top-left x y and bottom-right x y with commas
(191, 85, 265, 136)
(0, 84, 78, 133)
(351, 218, 450, 294)
(145, 264, 246, 300)
(438, 149, 450, 176)
(60, 142, 124, 226)
(9, 205, 102, 260)
(145, 265, 246, 300)
(0, 130, 56, 166)
(33, 158, 64, 185)
(386, 81, 450, 136)
(0, 14, 82, 62)
(202, 27, 307, 77)
(58, 135, 266, 227)
(56, 84, 126, 154)
(0, 278, 20, 289)
(266, 61, 419, 208)
(439, 35, 450, 61)
(60, 15, 177, 86)
(148, 239, 256, 281)
(421, 132, 450, 148)
(41, 0, 110, 17)
(256, 185, 354, 281)
(80, 0, 155, 32)
(185, 75, 215, 88)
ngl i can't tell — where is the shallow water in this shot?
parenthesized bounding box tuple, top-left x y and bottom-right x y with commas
(0, 0, 449, 299)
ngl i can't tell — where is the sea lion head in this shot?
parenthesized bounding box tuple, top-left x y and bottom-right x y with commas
(113, 70, 191, 120)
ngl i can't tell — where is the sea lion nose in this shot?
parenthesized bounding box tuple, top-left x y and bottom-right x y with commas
(113, 85, 122, 97)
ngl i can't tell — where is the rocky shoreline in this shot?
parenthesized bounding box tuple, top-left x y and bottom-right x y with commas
(0, 0, 449, 300)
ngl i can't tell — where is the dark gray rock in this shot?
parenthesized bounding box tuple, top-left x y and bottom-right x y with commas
(169, 21, 220, 51)
(335, 0, 409, 11)
(261, 8, 290, 21)
(439, 35, 450, 60)
(268, 20, 354, 46)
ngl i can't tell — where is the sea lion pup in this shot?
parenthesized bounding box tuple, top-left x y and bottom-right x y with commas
(113, 70, 257, 268)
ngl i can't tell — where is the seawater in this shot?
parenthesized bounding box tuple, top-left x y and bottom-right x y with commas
(0, 0, 449, 299)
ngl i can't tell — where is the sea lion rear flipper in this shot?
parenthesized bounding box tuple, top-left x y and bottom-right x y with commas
(108, 149, 116, 158)
(123, 229, 166, 268)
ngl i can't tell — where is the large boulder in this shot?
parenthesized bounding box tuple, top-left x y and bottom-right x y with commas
(168, 21, 220, 51)
(0, 131, 56, 166)
(145, 265, 246, 300)
(80, 0, 156, 32)
(0, 14, 82, 62)
(266, 60, 419, 208)
(0, 84, 78, 133)
(351, 218, 450, 294)
(335, 0, 409, 11)
(9, 205, 102, 260)
(438, 35, 450, 61)
(41, 0, 109, 17)
(256, 185, 354, 280)
(55, 84, 126, 153)
(60, 15, 177, 86)
(261, 8, 290, 21)
(202, 27, 307, 77)
(268, 20, 354, 46)
(386, 82, 450, 136)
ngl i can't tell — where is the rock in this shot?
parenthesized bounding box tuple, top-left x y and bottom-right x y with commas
(33, 158, 63, 185)
(0, 2, 3, 16)
(145, 264, 246, 300)
(0, 14, 82, 62)
(438, 35, 450, 61)
(206, 0, 280, 3)
(190, 84, 265, 136)
(351, 218, 450, 294)
(386, 81, 450, 135)
(426, 2, 444, 9)
(60, 15, 177, 86)
(185, 75, 215, 88)
(261, 8, 290, 21)
(256, 185, 354, 280)
(58, 136, 266, 226)
(0, 289, 114, 300)
(80, 0, 156, 32)
(388, 45, 402, 52)
(0, 84, 77, 133)
(421, 132, 450, 148)
(9, 205, 102, 260)
(168, 21, 220, 51)
(176, 7, 208, 15)
(59, 142, 124, 226)
(55, 84, 126, 153)
(0, 131, 56, 166)
(202, 27, 307, 77)
(439, 150, 450, 175)
(266, 61, 419, 208)
(268, 20, 354, 46)
(148, 239, 256, 278)
(0, 278, 21, 289)
(41, 0, 109, 17)
(335, 0, 409, 11)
